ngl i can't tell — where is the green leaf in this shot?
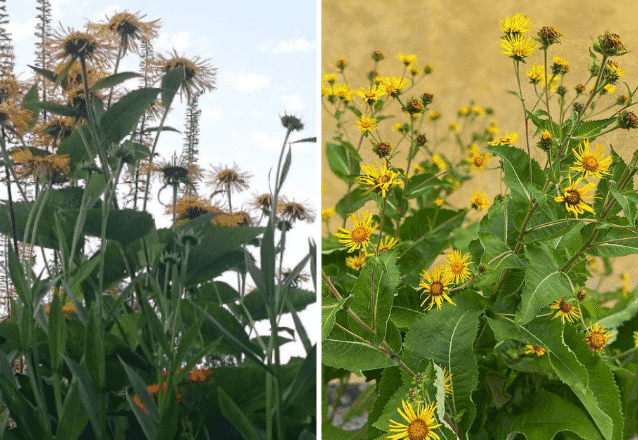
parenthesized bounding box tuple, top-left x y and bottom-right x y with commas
(48, 295, 67, 371)
(403, 294, 483, 434)
(283, 344, 316, 410)
(367, 366, 402, 434)
(100, 87, 160, 144)
(260, 217, 276, 308)
(56, 379, 89, 440)
(517, 244, 574, 325)
(160, 66, 184, 108)
(322, 339, 396, 371)
(496, 390, 603, 440)
(322, 295, 350, 341)
(27, 100, 79, 117)
(65, 357, 102, 436)
(119, 357, 158, 438)
(589, 227, 638, 257)
(217, 387, 260, 440)
(526, 110, 560, 135)
(598, 297, 638, 329)
(326, 140, 361, 180)
(487, 316, 615, 440)
(349, 252, 400, 345)
(335, 186, 373, 219)
(7, 243, 31, 307)
(609, 185, 637, 225)
(79, 208, 155, 247)
(574, 116, 617, 139)
(405, 173, 436, 199)
(90, 71, 142, 90)
(488, 145, 545, 204)
(28, 64, 58, 83)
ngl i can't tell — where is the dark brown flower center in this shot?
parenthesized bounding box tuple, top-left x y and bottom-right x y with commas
(430, 281, 444, 296)
(559, 300, 573, 313)
(582, 156, 599, 172)
(565, 189, 581, 205)
(350, 226, 369, 244)
(408, 419, 429, 440)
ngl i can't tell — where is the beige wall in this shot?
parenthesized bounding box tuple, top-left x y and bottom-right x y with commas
(322, 0, 638, 292)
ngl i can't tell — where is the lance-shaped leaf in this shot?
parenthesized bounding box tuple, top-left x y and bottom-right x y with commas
(322, 295, 350, 341)
(517, 244, 574, 325)
(598, 297, 638, 329)
(217, 387, 260, 440)
(100, 87, 160, 144)
(403, 292, 483, 434)
(488, 145, 544, 205)
(326, 139, 361, 180)
(496, 390, 603, 440)
(487, 316, 615, 440)
(322, 339, 395, 371)
(349, 252, 400, 345)
(90, 71, 142, 90)
(589, 227, 638, 257)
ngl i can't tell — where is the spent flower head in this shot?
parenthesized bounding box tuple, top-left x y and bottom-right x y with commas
(538, 26, 563, 47)
(88, 10, 160, 56)
(153, 49, 217, 98)
(594, 32, 627, 56)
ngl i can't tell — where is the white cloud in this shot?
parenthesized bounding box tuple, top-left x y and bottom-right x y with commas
(259, 38, 315, 54)
(225, 71, 270, 93)
(201, 106, 222, 122)
(153, 31, 209, 54)
(91, 3, 121, 22)
(252, 111, 263, 119)
(6, 18, 38, 44)
(281, 93, 305, 112)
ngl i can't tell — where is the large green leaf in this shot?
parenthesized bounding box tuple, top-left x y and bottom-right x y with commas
(326, 139, 361, 180)
(322, 339, 395, 371)
(322, 295, 350, 341)
(100, 87, 160, 144)
(403, 292, 483, 434)
(598, 297, 638, 329)
(217, 387, 260, 440)
(496, 390, 603, 440)
(73, 208, 155, 248)
(487, 316, 616, 440)
(56, 379, 90, 440)
(160, 66, 184, 108)
(91, 71, 142, 90)
(589, 227, 638, 257)
(349, 252, 400, 345)
(488, 145, 545, 205)
(517, 244, 574, 325)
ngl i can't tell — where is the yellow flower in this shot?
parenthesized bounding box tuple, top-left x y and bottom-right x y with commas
(392, 123, 404, 132)
(397, 53, 418, 66)
(524, 345, 546, 356)
(321, 208, 336, 221)
(466, 144, 480, 157)
(604, 61, 625, 83)
(356, 114, 378, 134)
(388, 400, 441, 440)
(457, 106, 470, 117)
(446, 176, 462, 191)
(441, 368, 453, 396)
(585, 322, 612, 353)
(488, 132, 519, 146)
(471, 191, 490, 210)
(377, 236, 399, 253)
(622, 273, 630, 297)
(321, 84, 333, 97)
(413, 164, 425, 175)
(443, 250, 472, 283)
(409, 65, 422, 75)
(587, 256, 596, 268)
(554, 174, 596, 217)
(153, 49, 217, 98)
(380, 76, 409, 98)
(448, 123, 459, 131)
(335, 210, 378, 253)
(358, 161, 403, 197)
(471, 105, 485, 116)
(550, 298, 580, 324)
(431, 154, 447, 171)
(428, 111, 441, 121)
(323, 73, 337, 83)
(321, 180, 326, 195)
(467, 152, 491, 172)
(168, 194, 221, 220)
(345, 253, 367, 271)
(570, 140, 612, 178)
(435, 198, 445, 207)
(419, 266, 456, 311)
(527, 64, 545, 84)
(552, 55, 569, 75)
(602, 84, 616, 94)
(355, 84, 385, 106)
(501, 34, 538, 60)
(633, 330, 638, 348)
(499, 13, 532, 35)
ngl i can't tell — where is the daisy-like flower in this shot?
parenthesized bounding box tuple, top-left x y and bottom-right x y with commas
(524, 345, 546, 356)
(488, 132, 519, 146)
(88, 10, 160, 56)
(431, 154, 447, 171)
(321, 84, 333, 97)
(377, 235, 399, 253)
(388, 400, 441, 440)
(167, 194, 221, 221)
(550, 298, 580, 324)
(253, 193, 273, 211)
(333, 83, 354, 102)
(323, 73, 337, 83)
(604, 61, 625, 83)
(33, 116, 78, 149)
(602, 84, 616, 94)
(575, 286, 587, 301)
(554, 174, 596, 217)
(409, 65, 422, 75)
(428, 111, 441, 121)
(49, 26, 114, 67)
(0, 74, 23, 104)
(187, 369, 213, 383)
(585, 322, 612, 353)
(321, 207, 336, 221)
(413, 164, 425, 174)
(501, 34, 538, 60)
(527, 64, 545, 84)
(499, 13, 532, 36)
(345, 253, 367, 271)
(434, 198, 445, 207)
(358, 161, 403, 197)
(443, 250, 472, 283)
(570, 140, 612, 178)
(552, 56, 569, 75)
(446, 176, 462, 192)
(467, 151, 491, 172)
(356, 114, 378, 134)
(466, 144, 480, 157)
(278, 198, 315, 223)
(209, 163, 251, 195)
(633, 330, 638, 348)
(355, 84, 385, 107)
(457, 106, 470, 117)
(155, 152, 201, 193)
(419, 266, 456, 311)
(397, 53, 418, 66)
(0, 101, 33, 135)
(153, 49, 217, 98)
(211, 211, 252, 227)
(471, 105, 485, 116)
(471, 191, 490, 210)
(53, 60, 104, 90)
(448, 123, 459, 131)
(380, 76, 409, 98)
(12, 149, 70, 184)
(538, 129, 553, 150)
(335, 210, 377, 253)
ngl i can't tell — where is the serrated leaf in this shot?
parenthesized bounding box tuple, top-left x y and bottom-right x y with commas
(598, 297, 638, 329)
(326, 140, 361, 180)
(488, 145, 544, 204)
(322, 295, 350, 341)
(322, 339, 395, 371)
(349, 252, 400, 345)
(589, 227, 638, 257)
(403, 297, 482, 434)
(496, 390, 603, 440)
(609, 185, 637, 225)
(517, 244, 574, 325)
(100, 87, 160, 143)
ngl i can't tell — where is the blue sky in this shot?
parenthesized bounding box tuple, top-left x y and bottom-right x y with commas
(5, 0, 318, 360)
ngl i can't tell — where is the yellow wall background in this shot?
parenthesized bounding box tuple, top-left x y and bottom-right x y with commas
(322, 0, 638, 292)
